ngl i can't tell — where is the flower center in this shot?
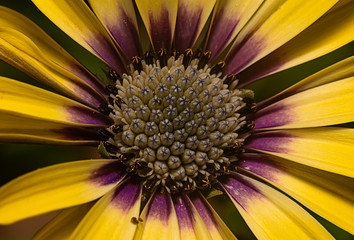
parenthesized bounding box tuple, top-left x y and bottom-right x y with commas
(99, 49, 256, 194)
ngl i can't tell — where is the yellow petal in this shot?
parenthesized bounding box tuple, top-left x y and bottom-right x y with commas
(0, 28, 107, 107)
(236, 1, 354, 85)
(0, 77, 111, 127)
(239, 153, 354, 235)
(134, 191, 180, 240)
(0, 112, 99, 145)
(0, 6, 107, 94)
(0, 160, 126, 224)
(254, 77, 354, 129)
(32, 0, 126, 72)
(220, 172, 334, 240)
(88, 0, 142, 59)
(70, 179, 142, 240)
(225, 0, 338, 74)
(33, 202, 94, 240)
(135, 0, 178, 52)
(246, 127, 354, 178)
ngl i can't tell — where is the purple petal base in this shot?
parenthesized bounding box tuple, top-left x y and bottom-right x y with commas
(245, 131, 293, 153)
(148, 8, 172, 52)
(111, 178, 142, 212)
(145, 191, 173, 224)
(89, 161, 126, 186)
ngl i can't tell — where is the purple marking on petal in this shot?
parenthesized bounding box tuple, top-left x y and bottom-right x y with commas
(207, 9, 240, 62)
(238, 153, 283, 182)
(174, 4, 203, 52)
(53, 126, 101, 143)
(224, 34, 267, 75)
(67, 106, 113, 125)
(111, 179, 142, 212)
(190, 191, 218, 229)
(219, 172, 261, 209)
(68, 63, 108, 95)
(71, 82, 107, 107)
(148, 8, 172, 52)
(104, 8, 142, 59)
(172, 192, 196, 230)
(90, 161, 127, 186)
(145, 192, 173, 224)
(253, 103, 295, 129)
(86, 33, 126, 74)
(236, 52, 283, 88)
(245, 131, 293, 153)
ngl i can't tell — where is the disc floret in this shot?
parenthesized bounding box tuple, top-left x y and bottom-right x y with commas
(99, 49, 256, 193)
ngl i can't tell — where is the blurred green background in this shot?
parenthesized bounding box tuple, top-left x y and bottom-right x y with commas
(0, 0, 353, 239)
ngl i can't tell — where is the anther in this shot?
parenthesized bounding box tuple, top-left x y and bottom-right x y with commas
(224, 74, 236, 85)
(98, 129, 114, 140)
(108, 69, 123, 83)
(144, 51, 154, 65)
(103, 141, 118, 153)
(236, 121, 255, 134)
(98, 104, 111, 115)
(118, 152, 136, 163)
(171, 50, 179, 58)
(193, 49, 203, 59)
(158, 49, 168, 67)
(132, 56, 143, 72)
(114, 96, 125, 108)
(210, 61, 226, 75)
(183, 48, 193, 68)
(144, 176, 158, 190)
(106, 84, 118, 95)
(198, 51, 211, 69)
(238, 102, 257, 115)
(224, 142, 243, 155)
(112, 124, 123, 133)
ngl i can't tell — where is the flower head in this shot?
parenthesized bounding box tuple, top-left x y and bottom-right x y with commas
(0, 0, 353, 239)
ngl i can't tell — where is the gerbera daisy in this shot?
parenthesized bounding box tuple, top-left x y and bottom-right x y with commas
(0, 0, 353, 239)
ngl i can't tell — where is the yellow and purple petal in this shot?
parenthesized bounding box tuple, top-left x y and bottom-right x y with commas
(236, 1, 354, 86)
(135, 0, 178, 52)
(0, 27, 107, 107)
(0, 77, 112, 127)
(253, 77, 354, 129)
(0, 160, 126, 224)
(134, 191, 179, 240)
(33, 202, 94, 240)
(0, 6, 107, 95)
(88, 0, 142, 59)
(190, 191, 237, 240)
(174, 0, 216, 52)
(245, 127, 354, 177)
(172, 192, 212, 240)
(206, 0, 263, 62)
(0, 113, 100, 145)
(224, 0, 338, 74)
(70, 178, 141, 240)
(220, 172, 334, 239)
(238, 153, 354, 234)
(31, 0, 126, 72)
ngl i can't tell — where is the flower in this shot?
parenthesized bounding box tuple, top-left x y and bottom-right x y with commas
(0, 0, 353, 239)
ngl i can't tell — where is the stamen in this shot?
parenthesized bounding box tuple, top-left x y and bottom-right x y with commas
(210, 61, 226, 75)
(132, 56, 143, 72)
